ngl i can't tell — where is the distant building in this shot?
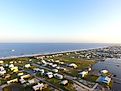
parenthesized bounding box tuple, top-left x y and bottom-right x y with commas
(79, 71, 88, 78)
(0, 66, 6, 75)
(54, 73, 63, 79)
(28, 78, 37, 84)
(21, 74, 31, 79)
(0, 61, 4, 64)
(96, 76, 111, 85)
(25, 64, 31, 68)
(10, 66, 18, 72)
(100, 70, 108, 74)
(33, 83, 44, 91)
(60, 80, 68, 85)
(46, 72, 53, 78)
(52, 69, 58, 73)
(18, 72, 24, 76)
(69, 63, 77, 68)
(7, 78, 18, 84)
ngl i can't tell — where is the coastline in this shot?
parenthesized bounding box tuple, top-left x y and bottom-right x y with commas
(0, 46, 109, 60)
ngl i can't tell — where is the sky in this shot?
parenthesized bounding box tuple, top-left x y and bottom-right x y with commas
(0, 0, 121, 43)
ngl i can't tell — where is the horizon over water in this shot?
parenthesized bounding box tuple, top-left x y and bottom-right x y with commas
(0, 43, 116, 59)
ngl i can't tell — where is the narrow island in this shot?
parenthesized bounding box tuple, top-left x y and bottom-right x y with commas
(0, 46, 121, 91)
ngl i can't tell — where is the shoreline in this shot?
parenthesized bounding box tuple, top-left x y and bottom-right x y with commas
(0, 46, 109, 60)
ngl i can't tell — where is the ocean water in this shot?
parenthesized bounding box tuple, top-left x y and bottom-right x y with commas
(0, 43, 111, 58)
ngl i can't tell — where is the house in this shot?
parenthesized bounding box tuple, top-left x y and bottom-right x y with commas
(25, 64, 31, 68)
(68, 63, 77, 68)
(39, 69, 45, 74)
(18, 72, 24, 76)
(9, 64, 14, 68)
(46, 72, 53, 78)
(10, 66, 18, 72)
(10, 61, 14, 64)
(54, 73, 63, 79)
(79, 71, 88, 78)
(42, 60, 46, 64)
(33, 68, 41, 72)
(19, 78, 26, 84)
(88, 67, 92, 71)
(0, 68, 6, 75)
(21, 74, 31, 79)
(52, 64, 57, 68)
(0, 66, 6, 75)
(7, 78, 18, 84)
(5, 74, 11, 79)
(33, 83, 44, 91)
(60, 80, 68, 85)
(96, 76, 111, 85)
(28, 78, 37, 84)
(52, 69, 58, 73)
(0, 61, 4, 64)
(100, 70, 108, 74)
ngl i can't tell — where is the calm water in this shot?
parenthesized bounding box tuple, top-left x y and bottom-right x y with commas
(0, 43, 110, 58)
(93, 59, 121, 91)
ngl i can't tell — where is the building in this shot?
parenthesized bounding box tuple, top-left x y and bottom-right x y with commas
(0, 66, 6, 75)
(68, 63, 77, 68)
(96, 76, 111, 85)
(7, 78, 18, 84)
(18, 72, 24, 76)
(52, 69, 58, 73)
(100, 70, 108, 74)
(33, 83, 44, 91)
(60, 80, 68, 85)
(21, 74, 31, 79)
(52, 64, 57, 68)
(10, 66, 19, 72)
(28, 78, 37, 84)
(46, 72, 53, 78)
(54, 73, 63, 79)
(0, 61, 4, 64)
(19, 78, 26, 84)
(25, 64, 31, 68)
(79, 71, 88, 78)
(9, 64, 14, 68)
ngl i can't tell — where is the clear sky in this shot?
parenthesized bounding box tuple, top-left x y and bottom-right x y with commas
(0, 0, 121, 43)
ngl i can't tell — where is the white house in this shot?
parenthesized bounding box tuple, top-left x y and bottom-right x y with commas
(69, 63, 77, 68)
(60, 80, 68, 85)
(0, 66, 6, 75)
(28, 78, 37, 84)
(33, 83, 44, 91)
(9, 64, 14, 68)
(54, 73, 63, 79)
(52, 64, 57, 68)
(52, 69, 58, 73)
(7, 78, 18, 84)
(79, 71, 88, 78)
(21, 74, 31, 79)
(46, 72, 53, 78)
(100, 70, 108, 74)
(0, 61, 4, 64)
(19, 78, 26, 84)
(25, 64, 31, 68)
